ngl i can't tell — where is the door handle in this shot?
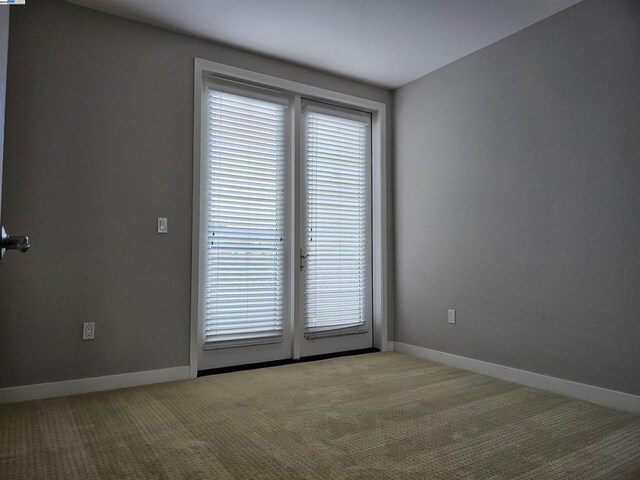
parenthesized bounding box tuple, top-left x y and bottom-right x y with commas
(1, 225, 31, 259)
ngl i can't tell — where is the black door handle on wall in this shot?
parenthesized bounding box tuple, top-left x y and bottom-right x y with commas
(1, 225, 30, 259)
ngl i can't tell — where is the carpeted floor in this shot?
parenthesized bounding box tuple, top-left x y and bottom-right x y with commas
(1, 353, 639, 479)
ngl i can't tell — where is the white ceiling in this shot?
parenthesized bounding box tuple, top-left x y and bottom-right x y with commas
(68, 0, 582, 89)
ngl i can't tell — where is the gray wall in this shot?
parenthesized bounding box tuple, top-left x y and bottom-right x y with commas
(394, 0, 640, 395)
(0, 0, 392, 388)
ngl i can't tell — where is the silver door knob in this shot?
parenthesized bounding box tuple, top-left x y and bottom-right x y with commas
(1, 225, 31, 259)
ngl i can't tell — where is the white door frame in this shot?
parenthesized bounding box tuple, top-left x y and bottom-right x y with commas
(190, 58, 389, 378)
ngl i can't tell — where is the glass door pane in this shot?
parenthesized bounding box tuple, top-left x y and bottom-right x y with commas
(300, 101, 373, 357)
(198, 82, 292, 370)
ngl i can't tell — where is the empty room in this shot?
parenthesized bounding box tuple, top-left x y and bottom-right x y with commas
(0, 0, 639, 478)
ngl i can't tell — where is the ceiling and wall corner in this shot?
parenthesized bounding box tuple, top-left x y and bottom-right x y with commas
(67, 0, 583, 89)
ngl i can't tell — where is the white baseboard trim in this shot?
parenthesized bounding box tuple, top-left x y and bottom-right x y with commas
(0, 366, 191, 404)
(391, 341, 640, 413)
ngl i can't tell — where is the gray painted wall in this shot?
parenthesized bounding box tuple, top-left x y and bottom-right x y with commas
(394, 0, 640, 395)
(0, 0, 392, 388)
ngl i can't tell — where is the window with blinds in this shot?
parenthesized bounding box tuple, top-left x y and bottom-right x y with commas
(203, 87, 287, 348)
(303, 105, 371, 337)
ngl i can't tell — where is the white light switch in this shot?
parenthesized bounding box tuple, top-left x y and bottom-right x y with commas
(157, 217, 168, 234)
(448, 309, 456, 324)
(83, 322, 95, 340)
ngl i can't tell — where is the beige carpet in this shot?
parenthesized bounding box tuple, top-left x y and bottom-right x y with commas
(1, 353, 639, 479)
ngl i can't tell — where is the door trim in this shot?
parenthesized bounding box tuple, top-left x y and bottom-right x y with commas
(191, 58, 389, 378)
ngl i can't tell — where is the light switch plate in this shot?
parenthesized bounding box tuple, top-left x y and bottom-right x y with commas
(157, 217, 168, 234)
(448, 309, 456, 324)
(83, 322, 95, 340)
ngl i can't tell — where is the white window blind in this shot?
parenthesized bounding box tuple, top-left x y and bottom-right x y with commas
(204, 88, 286, 348)
(303, 105, 371, 337)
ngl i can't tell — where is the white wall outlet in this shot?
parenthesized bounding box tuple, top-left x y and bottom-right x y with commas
(157, 217, 168, 234)
(83, 322, 95, 340)
(448, 309, 456, 324)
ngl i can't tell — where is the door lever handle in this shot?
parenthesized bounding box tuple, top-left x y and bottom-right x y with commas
(1, 225, 31, 259)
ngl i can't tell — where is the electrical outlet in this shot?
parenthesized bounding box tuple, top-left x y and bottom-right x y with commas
(157, 217, 168, 234)
(448, 309, 456, 324)
(83, 322, 95, 340)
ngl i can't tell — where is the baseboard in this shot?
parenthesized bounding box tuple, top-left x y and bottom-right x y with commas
(5, 347, 638, 412)
(0, 366, 191, 404)
(391, 342, 640, 413)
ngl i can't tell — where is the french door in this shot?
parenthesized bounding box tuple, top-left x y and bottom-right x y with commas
(299, 102, 372, 357)
(197, 79, 372, 371)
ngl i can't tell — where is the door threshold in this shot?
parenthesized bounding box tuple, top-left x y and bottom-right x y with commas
(197, 347, 379, 377)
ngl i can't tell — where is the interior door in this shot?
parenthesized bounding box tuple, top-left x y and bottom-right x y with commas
(0, 7, 8, 232)
(299, 101, 373, 357)
(0, 7, 30, 259)
(197, 80, 293, 371)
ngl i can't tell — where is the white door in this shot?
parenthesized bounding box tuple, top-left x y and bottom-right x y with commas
(197, 83, 373, 372)
(0, 7, 30, 260)
(299, 101, 373, 357)
(197, 81, 293, 370)
(0, 6, 7, 226)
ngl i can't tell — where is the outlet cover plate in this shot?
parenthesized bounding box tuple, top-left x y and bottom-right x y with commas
(448, 309, 456, 324)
